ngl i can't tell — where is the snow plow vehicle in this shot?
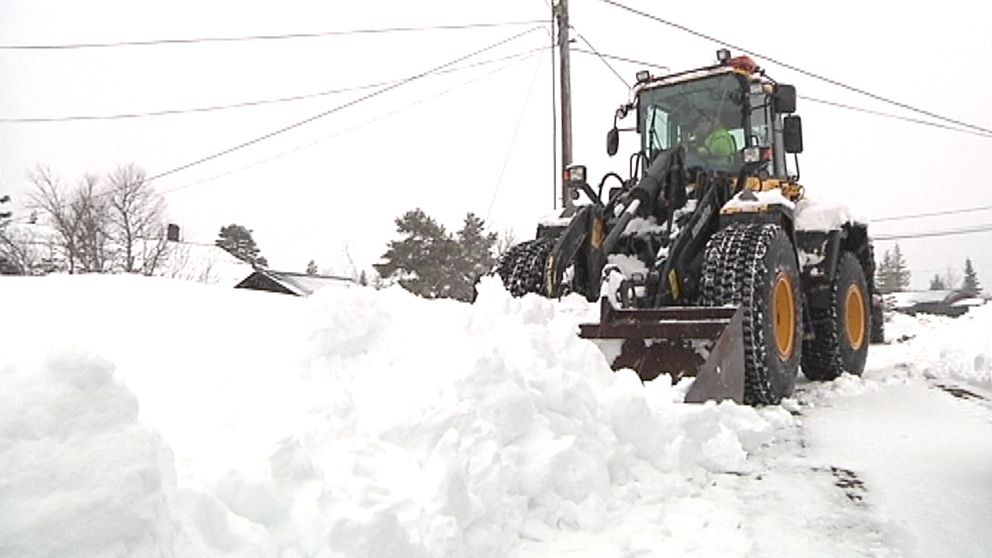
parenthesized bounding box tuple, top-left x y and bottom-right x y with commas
(497, 50, 880, 405)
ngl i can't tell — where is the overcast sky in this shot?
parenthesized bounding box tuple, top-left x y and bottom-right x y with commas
(2, 0, 991, 289)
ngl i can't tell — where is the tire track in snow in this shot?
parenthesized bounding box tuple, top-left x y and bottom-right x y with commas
(723, 390, 908, 558)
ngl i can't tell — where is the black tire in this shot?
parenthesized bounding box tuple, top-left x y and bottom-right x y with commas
(802, 252, 870, 380)
(870, 298, 885, 344)
(700, 223, 802, 405)
(496, 238, 554, 297)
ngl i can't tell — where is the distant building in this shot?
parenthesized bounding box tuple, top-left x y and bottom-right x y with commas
(886, 289, 986, 318)
(235, 268, 353, 296)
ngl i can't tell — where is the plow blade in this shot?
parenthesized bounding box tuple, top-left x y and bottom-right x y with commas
(579, 298, 745, 403)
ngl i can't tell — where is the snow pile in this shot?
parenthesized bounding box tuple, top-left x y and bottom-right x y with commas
(0, 351, 179, 558)
(900, 304, 992, 390)
(0, 274, 783, 557)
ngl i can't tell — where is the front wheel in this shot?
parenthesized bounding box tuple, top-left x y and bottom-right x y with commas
(802, 251, 870, 380)
(700, 223, 802, 405)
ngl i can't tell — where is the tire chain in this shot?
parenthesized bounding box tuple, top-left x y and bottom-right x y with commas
(495, 238, 554, 297)
(700, 223, 781, 405)
(801, 253, 852, 380)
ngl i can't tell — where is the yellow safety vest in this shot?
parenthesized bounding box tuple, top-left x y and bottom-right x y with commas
(703, 128, 737, 158)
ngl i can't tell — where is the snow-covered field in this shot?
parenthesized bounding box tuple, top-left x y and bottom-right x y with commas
(1, 274, 990, 557)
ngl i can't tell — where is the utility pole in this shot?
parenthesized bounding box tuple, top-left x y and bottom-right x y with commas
(555, 0, 574, 210)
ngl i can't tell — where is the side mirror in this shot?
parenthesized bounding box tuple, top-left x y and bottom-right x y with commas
(606, 128, 619, 157)
(783, 115, 803, 154)
(775, 84, 797, 114)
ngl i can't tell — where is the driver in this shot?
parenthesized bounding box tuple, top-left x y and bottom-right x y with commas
(690, 114, 737, 163)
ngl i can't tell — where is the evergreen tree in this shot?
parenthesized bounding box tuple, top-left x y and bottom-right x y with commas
(877, 250, 897, 294)
(891, 244, 911, 291)
(359, 270, 368, 286)
(374, 209, 457, 299)
(215, 224, 268, 268)
(929, 273, 946, 290)
(451, 213, 497, 301)
(306, 259, 318, 275)
(0, 193, 18, 274)
(375, 209, 497, 301)
(962, 258, 982, 296)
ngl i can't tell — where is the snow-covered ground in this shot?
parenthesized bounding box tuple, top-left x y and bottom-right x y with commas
(1, 274, 990, 557)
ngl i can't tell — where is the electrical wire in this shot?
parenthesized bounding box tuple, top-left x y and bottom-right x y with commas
(145, 26, 546, 183)
(569, 48, 669, 72)
(486, 54, 545, 221)
(549, 3, 558, 209)
(801, 96, 992, 139)
(594, 0, 992, 136)
(0, 47, 548, 123)
(873, 204, 992, 223)
(157, 51, 542, 196)
(572, 32, 630, 89)
(873, 223, 992, 241)
(566, 46, 990, 139)
(0, 20, 546, 50)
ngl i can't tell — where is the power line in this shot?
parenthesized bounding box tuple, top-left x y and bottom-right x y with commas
(567, 46, 990, 140)
(874, 204, 992, 223)
(145, 26, 545, 183)
(548, 1, 558, 209)
(570, 48, 669, 72)
(158, 51, 542, 196)
(0, 47, 547, 123)
(873, 223, 992, 241)
(801, 96, 992, 139)
(572, 32, 630, 89)
(0, 20, 546, 50)
(486, 54, 545, 221)
(594, 0, 992, 136)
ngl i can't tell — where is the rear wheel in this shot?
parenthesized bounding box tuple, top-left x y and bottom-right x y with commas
(870, 296, 885, 344)
(802, 252, 870, 380)
(700, 223, 802, 405)
(496, 238, 554, 297)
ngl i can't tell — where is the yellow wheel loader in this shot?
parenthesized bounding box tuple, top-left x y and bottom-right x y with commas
(497, 51, 880, 405)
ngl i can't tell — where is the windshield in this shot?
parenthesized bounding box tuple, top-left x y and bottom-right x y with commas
(638, 73, 748, 172)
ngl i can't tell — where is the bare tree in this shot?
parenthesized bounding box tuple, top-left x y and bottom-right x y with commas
(29, 164, 170, 275)
(29, 166, 82, 273)
(941, 266, 961, 290)
(0, 226, 55, 274)
(495, 230, 518, 260)
(72, 174, 113, 272)
(106, 164, 168, 274)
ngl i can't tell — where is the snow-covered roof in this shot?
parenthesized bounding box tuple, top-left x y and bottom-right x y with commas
(951, 297, 987, 307)
(887, 289, 977, 309)
(156, 241, 254, 287)
(235, 268, 353, 296)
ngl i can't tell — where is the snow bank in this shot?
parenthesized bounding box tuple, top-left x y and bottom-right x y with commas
(906, 304, 992, 390)
(0, 350, 179, 558)
(0, 274, 784, 557)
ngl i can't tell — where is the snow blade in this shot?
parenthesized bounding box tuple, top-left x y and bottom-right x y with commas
(579, 298, 745, 403)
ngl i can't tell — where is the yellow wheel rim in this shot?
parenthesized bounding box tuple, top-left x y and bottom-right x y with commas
(773, 273, 796, 360)
(846, 284, 866, 350)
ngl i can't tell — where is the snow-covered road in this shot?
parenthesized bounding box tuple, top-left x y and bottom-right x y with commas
(1, 274, 989, 557)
